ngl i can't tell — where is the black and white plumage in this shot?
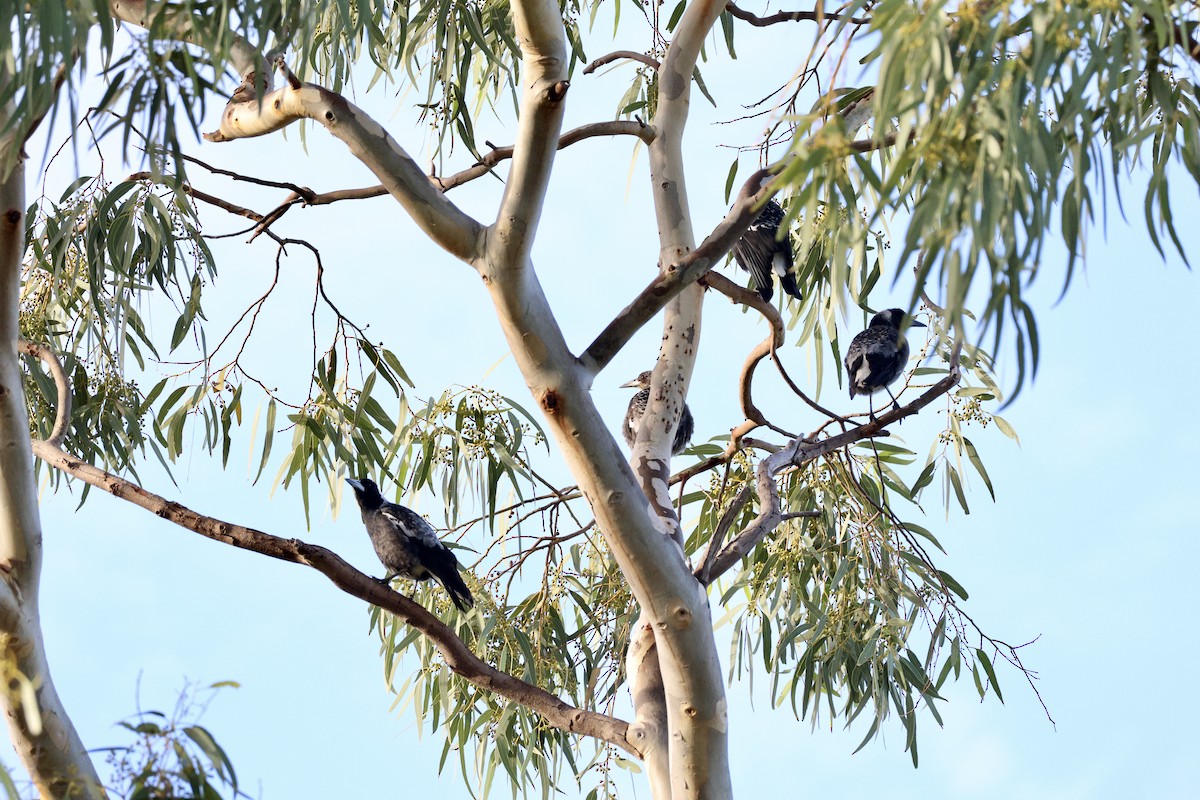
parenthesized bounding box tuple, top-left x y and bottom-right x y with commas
(731, 199, 802, 303)
(844, 308, 927, 413)
(345, 477, 474, 611)
(621, 370, 694, 456)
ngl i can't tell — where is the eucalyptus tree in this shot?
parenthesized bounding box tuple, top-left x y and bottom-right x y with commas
(1, 1, 1197, 798)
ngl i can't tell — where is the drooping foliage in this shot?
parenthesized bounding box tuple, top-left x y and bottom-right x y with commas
(5, 0, 1198, 796)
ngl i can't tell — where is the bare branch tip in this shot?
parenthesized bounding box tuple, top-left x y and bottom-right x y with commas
(547, 81, 571, 103)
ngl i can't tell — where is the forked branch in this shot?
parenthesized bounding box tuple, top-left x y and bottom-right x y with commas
(698, 344, 964, 584)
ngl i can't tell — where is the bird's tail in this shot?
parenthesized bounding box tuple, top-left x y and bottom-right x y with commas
(779, 270, 802, 300)
(436, 567, 475, 612)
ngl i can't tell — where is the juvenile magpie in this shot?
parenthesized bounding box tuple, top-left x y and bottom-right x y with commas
(621, 370, 694, 456)
(345, 477, 474, 611)
(845, 308, 927, 415)
(731, 199, 803, 303)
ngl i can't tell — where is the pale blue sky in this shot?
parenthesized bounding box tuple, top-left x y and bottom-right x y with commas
(8, 12, 1200, 800)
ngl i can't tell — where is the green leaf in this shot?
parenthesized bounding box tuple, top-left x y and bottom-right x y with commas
(184, 725, 238, 788)
(666, 0, 687, 31)
(975, 649, 1004, 703)
(961, 438, 995, 500)
(937, 570, 969, 601)
(254, 400, 277, 484)
(947, 464, 969, 514)
(992, 415, 1020, 443)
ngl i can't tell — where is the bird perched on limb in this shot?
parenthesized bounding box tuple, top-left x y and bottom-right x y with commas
(621, 370, 694, 456)
(845, 308, 927, 417)
(345, 477, 474, 611)
(731, 199, 803, 303)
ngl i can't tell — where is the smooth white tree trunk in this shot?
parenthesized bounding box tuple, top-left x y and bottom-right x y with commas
(0, 150, 106, 797)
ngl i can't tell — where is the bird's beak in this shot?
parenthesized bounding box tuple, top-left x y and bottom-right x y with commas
(910, 320, 927, 329)
(345, 478, 364, 492)
(620, 379, 639, 388)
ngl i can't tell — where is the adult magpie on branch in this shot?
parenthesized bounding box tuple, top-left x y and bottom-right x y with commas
(731, 199, 803, 303)
(621, 370, 694, 456)
(845, 308, 927, 416)
(345, 477, 474, 611)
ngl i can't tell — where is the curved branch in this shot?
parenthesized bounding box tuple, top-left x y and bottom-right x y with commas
(725, 2, 872, 27)
(17, 340, 70, 446)
(769, 345, 853, 426)
(583, 51, 662, 74)
(169, 121, 656, 244)
(436, 120, 656, 192)
(700, 272, 795, 438)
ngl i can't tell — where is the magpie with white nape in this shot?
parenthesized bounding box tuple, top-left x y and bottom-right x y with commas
(345, 477, 474, 611)
(844, 308, 927, 417)
(621, 370, 694, 456)
(731, 199, 803, 303)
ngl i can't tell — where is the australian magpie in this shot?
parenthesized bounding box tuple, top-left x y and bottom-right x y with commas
(621, 370, 694, 456)
(345, 477, 474, 611)
(731, 199, 803, 303)
(845, 308, 927, 415)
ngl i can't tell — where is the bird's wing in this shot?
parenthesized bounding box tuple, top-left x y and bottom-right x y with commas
(846, 329, 906, 394)
(732, 231, 776, 302)
(673, 404, 695, 456)
(381, 504, 474, 611)
(776, 243, 802, 300)
(623, 390, 647, 448)
(380, 505, 441, 549)
(845, 349, 865, 397)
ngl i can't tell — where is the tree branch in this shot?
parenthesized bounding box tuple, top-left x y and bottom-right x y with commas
(700, 272, 795, 437)
(16, 341, 70, 446)
(487, 0, 571, 267)
(436, 120, 656, 192)
(171, 120, 657, 243)
(579, 92, 876, 377)
(625, 616, 672, 800)
(200, 60, 483, 261)
(583, 51, 662, 74)
(25, 436, 638, 759)
(725, 2, 872, 27)
(578, 167, 774, 376)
